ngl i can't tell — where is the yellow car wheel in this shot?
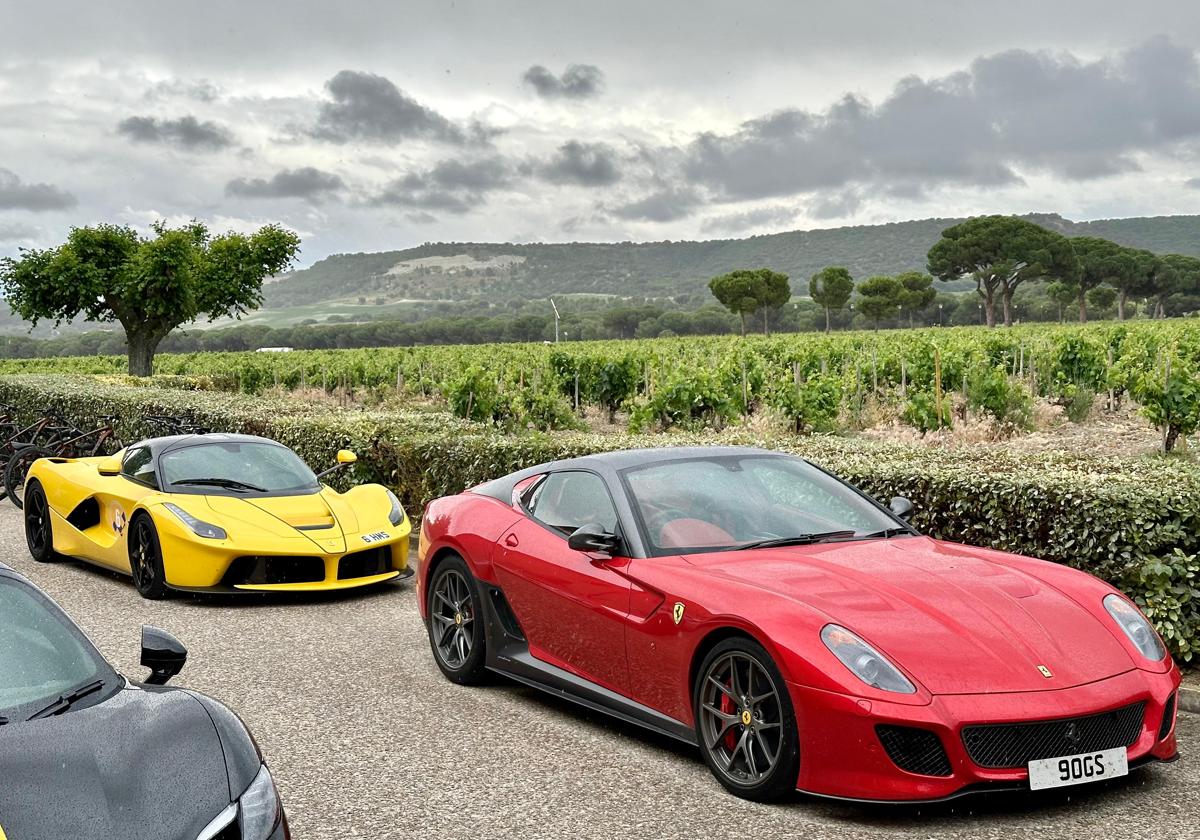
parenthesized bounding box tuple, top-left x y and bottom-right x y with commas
(24, 481, 62, 563)
(129, 514, 170, 600)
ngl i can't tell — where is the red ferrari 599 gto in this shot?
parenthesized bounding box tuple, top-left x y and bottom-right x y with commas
(417, 446, 1180, 802)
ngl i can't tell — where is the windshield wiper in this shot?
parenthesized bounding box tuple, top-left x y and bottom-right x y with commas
(174, 478, 268, 493)
(736, 531, 857, 550)
(0, 715, 8, 726)
(858, 527, 914, 539)
(27, 678, 106, 720)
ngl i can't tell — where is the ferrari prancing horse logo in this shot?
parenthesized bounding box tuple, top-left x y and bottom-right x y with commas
(672, 602, 685, 625)
(1038, 664, 1053, 678)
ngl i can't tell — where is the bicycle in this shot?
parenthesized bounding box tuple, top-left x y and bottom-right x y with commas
(6, 416, 125, 509)
(0, 410, 76, 502)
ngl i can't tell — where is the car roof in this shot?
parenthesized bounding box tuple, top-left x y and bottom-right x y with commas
(132, 433, 287, 458)
(472, 445, 786, 503)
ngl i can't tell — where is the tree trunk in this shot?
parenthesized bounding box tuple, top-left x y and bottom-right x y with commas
(1001, 288, 1014, 327)
(824, 306, 831, 333)
(1078, 290, 1088, 324)
(738, 311, 747, 337)
(762, 307, 770, 336)
(126, 329, 164, 376)
(982, 288, 996, 327)
(1117, 289, 1127, 321)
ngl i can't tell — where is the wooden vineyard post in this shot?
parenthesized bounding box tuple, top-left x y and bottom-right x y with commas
(742, 361, 749, 413)
(466, 390, 474, 422)
(1162, 353, 1172, 452)
(900, 359, 907, 398)
(1106, 347, 1114, 411)
(933, 348, 944, 430)
(574, 373, 580, 413)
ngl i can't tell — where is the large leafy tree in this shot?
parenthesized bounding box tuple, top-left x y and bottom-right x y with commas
(808, 266, 854, 333)
(0, 221, 300, 375)
(927, 215, 1078, 327)
(1070, 237, 1141, 323)
(855, 275, 903, 330)
(708, 268, 791, 336)
(1160, 254, 1200, 318)
(895, 271, 936, 327)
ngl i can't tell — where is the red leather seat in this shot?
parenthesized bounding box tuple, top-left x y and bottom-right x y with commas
(658, 518, 737, 548)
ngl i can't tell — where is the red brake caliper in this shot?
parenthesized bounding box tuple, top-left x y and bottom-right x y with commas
(721, 675, 738, 751)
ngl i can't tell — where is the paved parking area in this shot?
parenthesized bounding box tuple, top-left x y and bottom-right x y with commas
(2, 503, 1193, 839)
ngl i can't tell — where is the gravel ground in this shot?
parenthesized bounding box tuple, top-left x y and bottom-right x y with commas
(3, 504, 1193, 840)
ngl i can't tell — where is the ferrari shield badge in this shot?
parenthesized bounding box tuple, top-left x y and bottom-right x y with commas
(672, 602, 685, 625)
(1038, 664, 1053, 678)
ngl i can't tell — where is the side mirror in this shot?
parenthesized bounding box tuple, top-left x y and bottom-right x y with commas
(889, 496, 914, 520)
(141, 625, 187, 685)
(317, 449, 357, 479)
(567, 523, 621, 555)
(97, 455, 122, 477)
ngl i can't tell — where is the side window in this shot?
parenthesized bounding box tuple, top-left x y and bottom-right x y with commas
(121, 447, 159, 489)
(526, 471, 618, 537)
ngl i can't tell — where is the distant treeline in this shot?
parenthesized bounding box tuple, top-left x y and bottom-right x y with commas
(1, 280, 1193, 359)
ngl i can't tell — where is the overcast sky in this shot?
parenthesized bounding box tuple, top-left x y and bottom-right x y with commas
(3, 1, 1200, 266)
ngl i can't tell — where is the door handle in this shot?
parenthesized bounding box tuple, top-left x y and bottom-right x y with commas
(504, 533, 519, 548)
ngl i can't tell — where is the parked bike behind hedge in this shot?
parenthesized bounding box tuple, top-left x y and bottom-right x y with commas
(6, 415, 125, 509)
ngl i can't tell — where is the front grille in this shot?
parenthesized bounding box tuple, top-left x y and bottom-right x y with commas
(962, 702, 1145, 769)
(223, 555, 325, 586)
(1159, 694, 1177, 741)
(876, 725, 953, 776)
(338, 546, 391, 580)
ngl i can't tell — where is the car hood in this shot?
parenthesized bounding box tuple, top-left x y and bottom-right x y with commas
(204, 490, 359, 553)
(686, 536, 1136, 694)
(0, 684, 232, 840)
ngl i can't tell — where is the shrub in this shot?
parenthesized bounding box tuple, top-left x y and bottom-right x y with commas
(764, 374, 841, 434)
(902, 390, 953, 433)
(1132, 358, 1199, 453)
(967, 366, 1033, 430)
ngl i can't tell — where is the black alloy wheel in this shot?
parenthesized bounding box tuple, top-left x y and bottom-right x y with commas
(427, 554, 487, 684)
(694, 637, 800, 801)
(129, 515, 170, 600)
(24, 481, 61, 563)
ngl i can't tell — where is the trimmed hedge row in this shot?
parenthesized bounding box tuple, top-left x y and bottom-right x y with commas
(2, 374, 1197, 662)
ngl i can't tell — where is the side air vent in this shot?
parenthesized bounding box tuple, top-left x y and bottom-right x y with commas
(489, 587, 526, 640)
(66, 497, 101, 531)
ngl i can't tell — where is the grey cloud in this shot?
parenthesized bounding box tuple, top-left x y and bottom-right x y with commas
(1186, 177, 1200, 189)
(145, 79, 221, 102)
(0, 168, 77, 211)
(681, 37, 1200, 203)
(808, 189, 863, 219)
(537, 141, 621, 186)
(368, 156, 512, 214)
(612, 186, 700, 222)
(522, 64, 604, 100)
(700, 205, 799, 233)
(225, 167, 345, 201)
(0, 221, 40, 243)
(116, 115, 234, 151)
(310, 70, 469, 145)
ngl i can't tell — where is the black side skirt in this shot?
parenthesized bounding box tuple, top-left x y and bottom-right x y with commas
(478, 583, 697, 747)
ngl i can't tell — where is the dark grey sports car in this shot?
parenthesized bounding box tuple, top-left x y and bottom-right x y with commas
(0, 562, 288, 839)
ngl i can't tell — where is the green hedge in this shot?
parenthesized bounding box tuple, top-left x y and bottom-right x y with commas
(2, 374, 1197, 662)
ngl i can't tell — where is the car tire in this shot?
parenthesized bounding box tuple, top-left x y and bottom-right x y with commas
(129, 513, 170, 600)
(693, 636, 800, 802)
(6, 446, 52, 510)
(24, 480, 63, 563)
(426, 553, 488, 685)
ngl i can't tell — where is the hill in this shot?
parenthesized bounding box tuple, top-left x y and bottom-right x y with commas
(264, 212, 1200, 309)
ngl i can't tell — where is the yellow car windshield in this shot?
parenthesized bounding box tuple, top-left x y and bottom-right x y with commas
(160, 441, 320, 495)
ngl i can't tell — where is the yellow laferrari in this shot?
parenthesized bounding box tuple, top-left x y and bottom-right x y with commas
(22, 433, 411, 599)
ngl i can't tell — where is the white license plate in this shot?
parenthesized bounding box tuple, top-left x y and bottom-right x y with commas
(1027, 746, 1127, 790)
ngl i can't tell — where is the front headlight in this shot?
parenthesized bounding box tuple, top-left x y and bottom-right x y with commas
(820, 624, 916, 694)
(1103, 594, 1166, 661)
(239, 764, 282, 840)
(386, 489, 405, 527)
(164, 503, 227, 540)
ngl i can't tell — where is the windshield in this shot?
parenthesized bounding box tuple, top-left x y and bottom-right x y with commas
(160, 441, 320, 495)
(0, 577, 114, 720)
(621, 454, 900, 556)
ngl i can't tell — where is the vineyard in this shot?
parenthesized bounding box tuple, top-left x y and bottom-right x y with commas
(3, 320, 1197, 448)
